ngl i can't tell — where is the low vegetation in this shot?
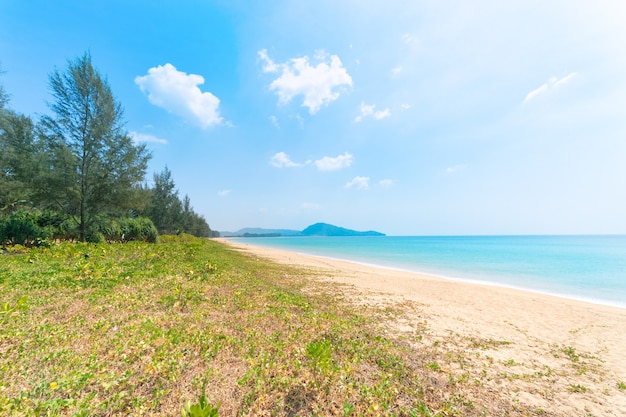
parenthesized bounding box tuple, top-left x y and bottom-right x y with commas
(0, 237, 609, 416)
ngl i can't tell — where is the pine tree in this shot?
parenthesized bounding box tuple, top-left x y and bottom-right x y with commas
(39, 52, 151, 241)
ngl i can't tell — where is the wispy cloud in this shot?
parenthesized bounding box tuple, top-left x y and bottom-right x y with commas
(269, 115, 279, 129)
(257, 49, 278, 73)
(258, 49, 353, 114)
(402, 33, 420, 46)
(345, 176, 370, 189)
(218, 190, 231, 197)
(378, 179, 394, 187)
(355, 102, 391, 123)
(129, 131, 167, 144)
(135, 63, 223, 128)
(446, 164, 468, 174)
(523, 72, 578, 104)
(314, 152, 353, 171)
(270, 152, 303, 168)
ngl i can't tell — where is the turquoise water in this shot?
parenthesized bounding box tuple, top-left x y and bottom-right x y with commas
(231, 235, 626, 309)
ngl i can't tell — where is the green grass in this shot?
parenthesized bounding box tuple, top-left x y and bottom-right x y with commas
(0, 237, 552, 416)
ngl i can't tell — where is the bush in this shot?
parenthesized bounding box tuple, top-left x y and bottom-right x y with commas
(97, 217, 123, 243)
(0, 210, 49, 247)
(159, 233, 202, 244)
(58, 218, 80, 241)
(119, 217, 158, 243)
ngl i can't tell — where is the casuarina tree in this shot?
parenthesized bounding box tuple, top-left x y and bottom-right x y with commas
(39, 52, 151, 241)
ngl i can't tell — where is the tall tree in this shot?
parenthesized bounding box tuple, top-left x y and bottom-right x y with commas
(0, 68, 43, 213)
(0, 111, 43, 212)
(145, 166, 182, 235)
(39, 53, 151, 241)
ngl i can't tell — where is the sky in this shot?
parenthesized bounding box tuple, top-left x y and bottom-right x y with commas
(1, 0, 625, 235)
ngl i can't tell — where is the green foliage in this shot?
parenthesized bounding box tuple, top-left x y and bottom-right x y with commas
(118, 217, 158, 243)
(306, 339, 333, 374)
(39, 52, 150, 241)
(181, 380, 220, 417)
(160, 233, 203, 244)
(1, 296, 28, 324)
(0, 110, 43, 213)
(0, 56, 210, 244)
(57, 217, 80, 241)
(0, 240, 449, 415)
(426, 361, 441, 372)
(143, 167, 211, 238)
(0, 210, 49, 246)
(568, 384, 587, 393)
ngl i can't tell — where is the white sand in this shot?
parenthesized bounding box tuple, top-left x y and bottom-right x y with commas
(219, 238, 626, 416)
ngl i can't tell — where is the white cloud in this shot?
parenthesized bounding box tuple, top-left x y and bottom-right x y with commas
(345, 176, 370, 189)
(523, 72, 578, 104)
(270, 152, 303, 168)
(554, 72, 577, 88)
(391, 65, 403, 76)
(523, 84, 549, 104)
(355, 102, 391, 122)
(314, 152, 353, 171)
(400, 103, 412, 110)
(269, 115, 280, 129)
(129, 131, 167, 144)
(258, 49, 278, 73)
(259, 49, 353, 114)
(218, 190, 231, 197)
(135, 63, 222, 128)
(378, 179, 394, 187)
(402, 33, 420, 46)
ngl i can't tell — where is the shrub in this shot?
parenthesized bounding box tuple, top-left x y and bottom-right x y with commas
(119, 217, 158, 243)
(159, 233, 202, 244)
(0, 210, 49, 247)
(97, 217, 123, 243)
(58, 218, 80, 241)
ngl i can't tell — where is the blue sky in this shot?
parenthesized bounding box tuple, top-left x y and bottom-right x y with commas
(1, 0, 625, 235)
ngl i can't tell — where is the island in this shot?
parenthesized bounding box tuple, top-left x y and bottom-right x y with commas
(220, 222, 385, 237)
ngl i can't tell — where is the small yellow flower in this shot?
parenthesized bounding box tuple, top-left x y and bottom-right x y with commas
(49, 381, 58, 390)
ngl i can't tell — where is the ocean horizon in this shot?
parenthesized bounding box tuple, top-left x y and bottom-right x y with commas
(230, 235, 626, 309)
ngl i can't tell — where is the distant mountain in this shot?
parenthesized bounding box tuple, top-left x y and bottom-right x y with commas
(220, 223, 384, 237)
(301, 222, 385, 237)
(220, 227, 302, 237)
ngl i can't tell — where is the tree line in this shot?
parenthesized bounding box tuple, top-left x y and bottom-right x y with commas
(0, 53, 214, 246)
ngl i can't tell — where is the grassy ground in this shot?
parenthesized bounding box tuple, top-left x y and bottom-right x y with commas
(1, 236, 557, 416)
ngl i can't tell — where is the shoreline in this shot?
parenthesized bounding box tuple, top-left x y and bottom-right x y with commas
(218, 238, 626, 415)
(220, 237, 626, 311)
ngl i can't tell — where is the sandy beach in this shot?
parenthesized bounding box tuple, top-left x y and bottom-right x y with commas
(220, 238, 626, 416)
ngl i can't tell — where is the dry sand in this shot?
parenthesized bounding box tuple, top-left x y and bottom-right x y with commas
(219, 238, 626, 416)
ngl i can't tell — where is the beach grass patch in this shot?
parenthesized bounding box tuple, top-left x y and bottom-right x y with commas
(568, 384, 588, 393)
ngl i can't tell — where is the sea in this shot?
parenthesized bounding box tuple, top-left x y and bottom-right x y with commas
(230, 235, 626, 309)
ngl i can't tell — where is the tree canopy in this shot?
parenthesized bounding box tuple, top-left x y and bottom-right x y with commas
(143, 167, 212, 237)
(0, 53, 212, 245)
(38, 53, 151, 241)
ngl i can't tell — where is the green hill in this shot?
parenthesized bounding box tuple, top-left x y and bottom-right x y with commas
(301, 222, 385, 237)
